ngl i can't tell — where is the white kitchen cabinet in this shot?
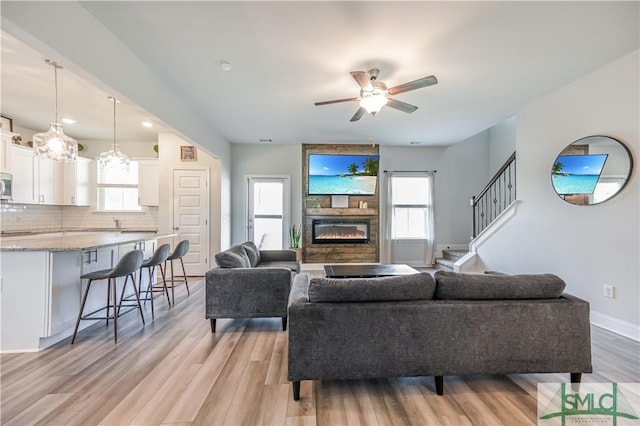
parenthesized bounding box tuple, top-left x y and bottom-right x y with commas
(6, 143, 64, 205)
(0, 129, 19, 172)
(0, 251, 49, 352)
(138, 160, 159, 206)
(37, 156, 63, 205)
(64, 157, 92, 206)
(8, 143, 37, 204)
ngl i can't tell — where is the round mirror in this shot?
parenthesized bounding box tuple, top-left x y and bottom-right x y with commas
(551, 135, 633, 205)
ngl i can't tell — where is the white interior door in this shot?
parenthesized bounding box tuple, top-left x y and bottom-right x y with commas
(247, 176, 290, 250)
(172, 169, 210, 275)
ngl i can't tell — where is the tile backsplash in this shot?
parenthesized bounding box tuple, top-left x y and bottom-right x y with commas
(0, 204, 159, 233)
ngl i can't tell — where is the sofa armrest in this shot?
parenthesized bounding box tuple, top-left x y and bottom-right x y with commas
(259, 249, 297, 262)
(205, 267, 292, 318)
(206, 267, 292, 289)
(288, 273, 310, 308)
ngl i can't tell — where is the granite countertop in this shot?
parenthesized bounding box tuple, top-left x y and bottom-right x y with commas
(0, 231, 176, 252)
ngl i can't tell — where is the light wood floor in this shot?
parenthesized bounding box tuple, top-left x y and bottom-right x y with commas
(1, 277, 638, 425)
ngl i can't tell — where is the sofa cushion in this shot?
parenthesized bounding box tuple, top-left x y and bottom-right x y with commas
(256, 260, 300, 272)
(308, 272, 436, 303)
(214, 245, 251, 268)
(241, 241, 261, 267)
(434, 271, 566, 300)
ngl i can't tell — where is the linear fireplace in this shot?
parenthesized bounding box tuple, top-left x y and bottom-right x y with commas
(312, 219, 370, 244)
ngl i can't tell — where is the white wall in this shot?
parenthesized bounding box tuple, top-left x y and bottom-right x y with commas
(476, 50, 640, 339)
(230, 143, 302, 246)
(488, 116, 516, 175)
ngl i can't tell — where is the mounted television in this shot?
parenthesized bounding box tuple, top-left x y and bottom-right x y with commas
(308, 154, 379, 195)
(551, 154, 608, 195)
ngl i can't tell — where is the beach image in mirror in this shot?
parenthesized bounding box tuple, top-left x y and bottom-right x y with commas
(552, 154, 608, 195)
(309, 154, 379, 195)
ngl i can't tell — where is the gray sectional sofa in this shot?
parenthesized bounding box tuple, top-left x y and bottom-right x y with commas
(205, 241, 300, 332)
(287, 270, 592, 400)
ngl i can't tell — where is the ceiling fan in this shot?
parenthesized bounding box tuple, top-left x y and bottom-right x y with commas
(314, 68, 438, 122)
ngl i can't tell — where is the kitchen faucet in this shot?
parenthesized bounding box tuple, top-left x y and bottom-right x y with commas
(113, 217, 122, 230)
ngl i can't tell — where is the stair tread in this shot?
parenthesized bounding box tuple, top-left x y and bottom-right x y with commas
(442, 249, 469, 261)
(435, 258, 456, 267)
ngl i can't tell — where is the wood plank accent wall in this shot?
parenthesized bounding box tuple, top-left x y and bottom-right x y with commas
(302, 144, 380, 263)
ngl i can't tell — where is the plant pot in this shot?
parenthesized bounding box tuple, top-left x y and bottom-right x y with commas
(290, 247, 302, 262)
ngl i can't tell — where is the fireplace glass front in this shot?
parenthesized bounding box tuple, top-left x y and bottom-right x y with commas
(312, 219, 370, 244)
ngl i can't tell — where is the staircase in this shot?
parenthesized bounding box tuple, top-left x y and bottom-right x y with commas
(435, 249, 469, 271)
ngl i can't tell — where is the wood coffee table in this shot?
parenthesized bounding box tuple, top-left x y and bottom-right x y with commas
(323, 264, 419, 278)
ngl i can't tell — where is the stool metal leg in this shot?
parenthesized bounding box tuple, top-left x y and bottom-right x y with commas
(170, 260, 176, 306)
(145, 266, 155, 320)
(117, 274, 145, 325)
(180, 257, 189, 296)
(106, 279, 111, 327)
(159, 262, 170, 307)
(112, 277, 118, 343)
(72, 279, 93, 344)
(130, 273, 145, 324)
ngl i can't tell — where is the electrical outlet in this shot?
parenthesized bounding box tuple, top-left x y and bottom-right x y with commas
(604, 284, 615, 298)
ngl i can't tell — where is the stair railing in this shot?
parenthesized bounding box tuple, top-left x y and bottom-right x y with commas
(471, 152, 516, 238)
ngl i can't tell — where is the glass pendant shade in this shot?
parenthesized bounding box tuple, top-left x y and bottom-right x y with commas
(98, 96, 129, 177)
(34, 60, 78, 162)
(33, 122, 78, 162)
(360, 90, 388, 114)
(98, 146, 130, 176)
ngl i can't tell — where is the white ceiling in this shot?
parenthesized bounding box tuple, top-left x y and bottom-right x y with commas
(1, 1, 638, 147)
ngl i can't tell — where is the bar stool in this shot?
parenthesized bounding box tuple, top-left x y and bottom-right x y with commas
(72, 250, 144, 344)
(138, 243, 171, 319)
(165, 240, 190, 305)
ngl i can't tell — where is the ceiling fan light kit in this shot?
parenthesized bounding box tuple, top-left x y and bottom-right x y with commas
(33, 59, 78, 162)
(315, 68, 438, 122)
(359, 88, 388, 115)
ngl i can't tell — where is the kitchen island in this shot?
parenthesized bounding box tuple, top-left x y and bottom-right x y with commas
(1, 231, 176, 352)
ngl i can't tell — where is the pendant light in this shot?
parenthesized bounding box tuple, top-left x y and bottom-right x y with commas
(32, 59, 78, 162)
(97, 97, 130, 176)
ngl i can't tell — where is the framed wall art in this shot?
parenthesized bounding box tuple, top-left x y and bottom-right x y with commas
(0, 116, 13, 132)
(180, 145, 197, 161)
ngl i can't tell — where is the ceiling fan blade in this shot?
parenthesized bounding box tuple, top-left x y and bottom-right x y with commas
(350, 107, 366, 122)
(350, 71, 373, 91)
(386, 98, 418, 113)
(388, 75, 438, 96)
(314, 97, 359, 106)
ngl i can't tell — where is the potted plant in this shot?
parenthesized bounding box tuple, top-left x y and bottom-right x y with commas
(289, 224, 302, 262)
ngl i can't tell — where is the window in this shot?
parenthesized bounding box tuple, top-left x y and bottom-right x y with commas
(391, 175, 432, 239)
(592, 177, 625, 204)
(96, 161, 141, 211)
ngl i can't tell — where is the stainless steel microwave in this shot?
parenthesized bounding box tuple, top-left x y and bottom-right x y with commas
(0, 172, 13, 201)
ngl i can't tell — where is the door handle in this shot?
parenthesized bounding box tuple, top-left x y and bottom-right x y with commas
(173, 227, 179, 231)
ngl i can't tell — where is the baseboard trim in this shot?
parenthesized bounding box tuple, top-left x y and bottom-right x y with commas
(591, 310, 640, 342)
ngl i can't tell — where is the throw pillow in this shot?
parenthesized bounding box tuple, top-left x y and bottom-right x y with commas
(241, 241, 261, 267)
(434, 271, 566, 300)
(214, 245, 251, 268)
(308, 273, 436, 303)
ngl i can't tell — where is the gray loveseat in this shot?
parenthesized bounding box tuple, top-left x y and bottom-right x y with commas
(206, 241, 300, 332)
(287, 270, 592, 400)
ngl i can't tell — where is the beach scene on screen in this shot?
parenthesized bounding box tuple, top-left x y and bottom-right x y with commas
(309, 154, 379, 195)
(552, 154, 608, 195)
